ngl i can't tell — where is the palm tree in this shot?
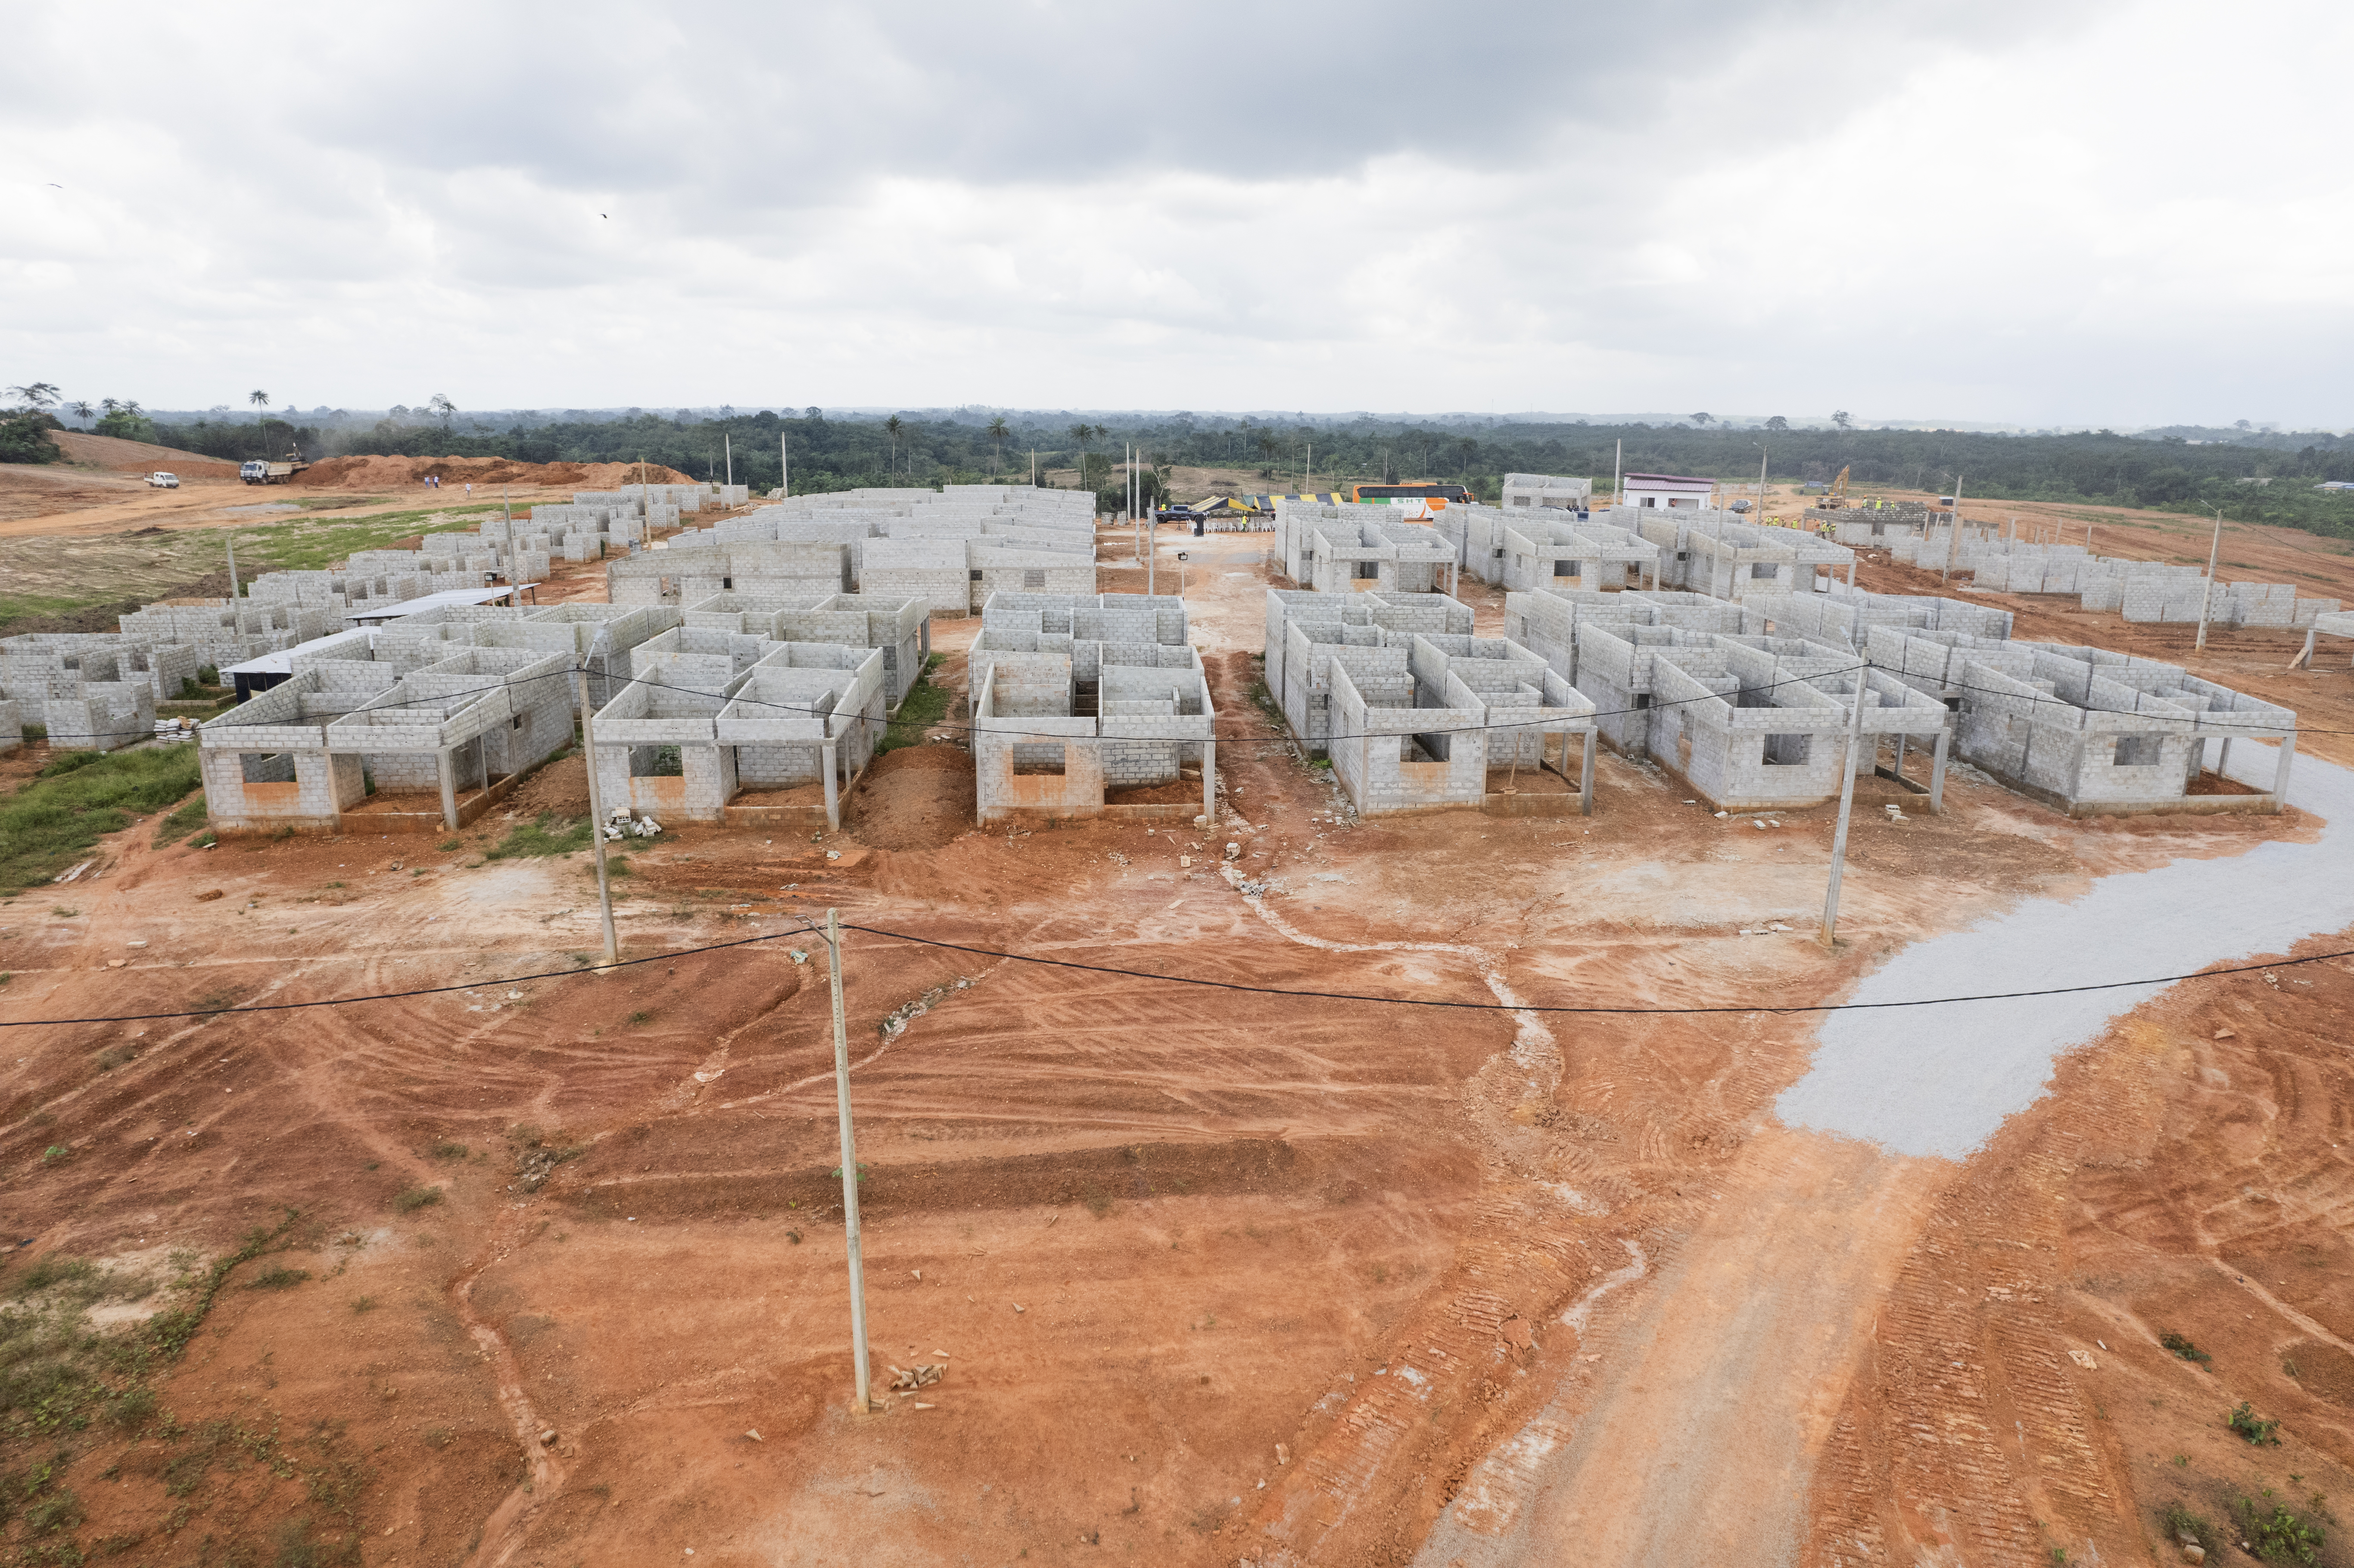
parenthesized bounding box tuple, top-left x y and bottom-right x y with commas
(7, 382, 60, 411)
(68, 401, 92, 427)
(885, 414, 904, 477)
(1068, 422, 1091, 485)
(987, 416, 1010, 477)
(249, 389, 271, 428)
(427, 393, 456, 432)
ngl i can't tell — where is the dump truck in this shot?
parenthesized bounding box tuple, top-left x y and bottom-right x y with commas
(239, 457, 309, 485)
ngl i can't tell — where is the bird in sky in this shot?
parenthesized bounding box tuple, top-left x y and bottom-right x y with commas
(46, 183, 63, 188)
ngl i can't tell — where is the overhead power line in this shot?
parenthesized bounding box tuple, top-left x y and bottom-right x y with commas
(0, 918, 2341, 1031)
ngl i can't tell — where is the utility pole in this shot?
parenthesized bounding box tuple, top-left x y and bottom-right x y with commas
(639, 454, 649, 543)
(822, 908, 874, 1415)
(503, 483, 511, 528)
(1612, 439, 1622, 508)
(781, 431, 790, 499)
(724, 432, 732, 491)
(1820, 657, 1868, 947)
(225, 535, 240, 601)
(1939, 473, 1965, 585)
(573, 664, 620, 967)
(2195, 507, 2226, 652)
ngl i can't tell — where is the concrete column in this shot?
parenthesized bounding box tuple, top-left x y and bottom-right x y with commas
(1893, 731, 1906, 782)
(2218, 737, 2233, 778)
(1928, 728, 1950, 814)
(1847, 558, 1857, 587)
(2270, 731, 2297, 808)
(1201, 738, 1216, 824)
(822, 740, 841, 830)
(437, 749, 459, 829)
(1579, 729, 1596, 815)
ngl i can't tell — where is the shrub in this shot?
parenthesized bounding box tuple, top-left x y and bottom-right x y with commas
(245, 1265, 310, 1291)
(2161, 1332, 2211, 1364)
(428, 1141, 467, 1160)
(2228, 1400, 2281, 1445)
(2161, 1502, 2216, 1555)
(2235, 1494, 2323, 1563)
(393, 1185, 443, 1213)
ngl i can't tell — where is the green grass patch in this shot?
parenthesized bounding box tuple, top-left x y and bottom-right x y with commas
(392, 1186, 442, 1214)
(877, 652, 950, 754)
(152, 793, 209, 848)
(486, 812, 593, 859)
(2228, 1400, 2282, 1445)
(0, 745, 202, 892)
(237, 503, 520, 573)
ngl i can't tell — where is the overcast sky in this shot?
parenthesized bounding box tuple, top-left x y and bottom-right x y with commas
(5, 1, 2344, 429)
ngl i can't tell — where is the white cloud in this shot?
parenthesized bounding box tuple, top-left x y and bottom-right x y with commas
(1, 0, 2342, 425)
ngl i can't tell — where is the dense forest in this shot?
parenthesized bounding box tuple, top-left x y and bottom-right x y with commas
(11, 383, 2354, 539)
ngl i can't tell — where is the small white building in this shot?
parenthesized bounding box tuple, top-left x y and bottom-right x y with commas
(1621, 472, 1716, 510)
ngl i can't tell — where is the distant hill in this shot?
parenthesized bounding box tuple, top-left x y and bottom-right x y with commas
(46, 428, 240, 476)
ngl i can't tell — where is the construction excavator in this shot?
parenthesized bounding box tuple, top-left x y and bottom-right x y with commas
(1811, 465, 1851, 510)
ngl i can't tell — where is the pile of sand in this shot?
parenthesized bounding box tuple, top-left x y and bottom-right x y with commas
(294, 455, 696, 492)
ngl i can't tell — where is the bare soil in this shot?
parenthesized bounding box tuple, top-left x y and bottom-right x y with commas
(0, 504, 2348, 1567)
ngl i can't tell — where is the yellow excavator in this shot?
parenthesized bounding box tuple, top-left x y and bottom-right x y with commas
(1811, 465, 1851, 510)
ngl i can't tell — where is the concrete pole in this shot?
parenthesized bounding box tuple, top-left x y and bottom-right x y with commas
(1579, 728, 1596, 815)
(640, 455, 649, 535)
(1939, 473, 1964, 585)
(782, 432, 790, 498)
(226, 535, 240, 601)
(2195, 507, 2225, 653)
(1612, 439, 1621, 509)
(1819, 663, 1868, 947)
(1202, 738, 1216, 824)
(436, 750, 460, 831)
(504, 483, 511, 528)
(821, 740, 840, 831)
(574, 665, 621, 967)
(825, 907, 874, 1415)
(1146, 450, 1156, 598)
(725, 432, 732, 492)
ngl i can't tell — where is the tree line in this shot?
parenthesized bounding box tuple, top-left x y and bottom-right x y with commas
(8, 381, 2354, 539)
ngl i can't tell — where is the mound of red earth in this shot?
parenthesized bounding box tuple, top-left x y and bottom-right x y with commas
(293, 455, 695, 492)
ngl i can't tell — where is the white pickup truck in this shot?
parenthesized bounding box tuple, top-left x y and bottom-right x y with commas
(146, 472, 179, 488)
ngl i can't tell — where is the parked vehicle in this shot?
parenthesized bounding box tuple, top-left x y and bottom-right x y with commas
(146, 471, 179, 488)
(240, 457, 309, 485)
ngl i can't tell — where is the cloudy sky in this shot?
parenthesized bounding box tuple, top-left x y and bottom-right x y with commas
(4, 1, 2344, 428)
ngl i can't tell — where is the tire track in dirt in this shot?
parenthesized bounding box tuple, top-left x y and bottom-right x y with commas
(1216, 865, 1607, 1563)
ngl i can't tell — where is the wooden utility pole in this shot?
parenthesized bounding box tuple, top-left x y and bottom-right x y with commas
(2195, 507, 2226, 652)
(1820, 660, 1868, 947)
(824, 908, 874, 1414)
(573, 666, 620, 967)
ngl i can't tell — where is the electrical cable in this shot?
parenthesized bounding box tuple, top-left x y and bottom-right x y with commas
(1, 912, 2345, 1030)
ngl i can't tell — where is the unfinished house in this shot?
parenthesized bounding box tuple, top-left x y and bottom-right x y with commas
(683, 593, 930, 704)
(1500, 588, 1749, 691)
(1869, 628, 2298, 815)
(1263, 589, 1477, 752)
(1324, 633, 1598, 817)
(1571, 622, 1952, 812)
(1625, 510, 1856, 598)
(199, 647, 571, 832)
(968, 593, 1214, 824)
(1275, 501, 1460, 595)
(589, 641, 887, 830)
(0, 638, 160, 751)
(860, 539, 972, 617)
(714, 646, 890, 829)
(2291, 608, 2354, 671)
(1501, 473, 1595, 511)
(1497, 516, 1662, 593)
(1742, 587, 2014, 649)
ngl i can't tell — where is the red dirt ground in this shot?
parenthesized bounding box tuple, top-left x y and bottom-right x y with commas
(1, 514, 2348, 1566)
